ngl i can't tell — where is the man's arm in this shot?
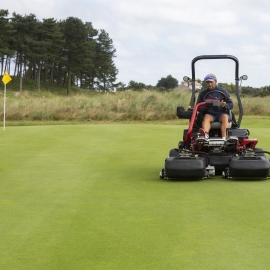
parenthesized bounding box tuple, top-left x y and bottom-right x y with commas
(224, 90, 233, 110)
(217, 86, 234, 110)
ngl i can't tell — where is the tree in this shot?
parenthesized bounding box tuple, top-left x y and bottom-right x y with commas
(27, 20, 50, 91)
(0, 9, 15, 78)
(78, 22, 98, 89)
(61, 17, 93, 95)
(11, 13, 39, 91)
(156, 75, 178, 90)
(127, 80, 146, 90)
(94, 30, 118, 91)
(218, 82, 236, 93)
(41, 18, 63, 89)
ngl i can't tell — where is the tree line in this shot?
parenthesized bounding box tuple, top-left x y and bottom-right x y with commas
(0, 9, 118, 95)
(218, 83, 270, 97)
(116, 75, 179, 92)
(121, 74, 270, 97)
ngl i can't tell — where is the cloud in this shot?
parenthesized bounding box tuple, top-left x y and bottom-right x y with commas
(208, 25, 250, 36)
(168, 34, 208, 47)
(261, 34, 270, 44)
(111, 1, 238, 27)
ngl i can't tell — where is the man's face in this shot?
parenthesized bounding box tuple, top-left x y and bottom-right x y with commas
(206, 80, 217, 90)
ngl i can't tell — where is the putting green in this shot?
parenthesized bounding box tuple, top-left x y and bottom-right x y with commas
(0, 123, 270, 270)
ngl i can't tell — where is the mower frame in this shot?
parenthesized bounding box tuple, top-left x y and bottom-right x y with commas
(160, 55, 270, 180)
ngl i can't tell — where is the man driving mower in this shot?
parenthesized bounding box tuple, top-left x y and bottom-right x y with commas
(196, 73, 233, 139)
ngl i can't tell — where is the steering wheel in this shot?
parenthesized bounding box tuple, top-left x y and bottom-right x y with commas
(203, 90, 227, 102)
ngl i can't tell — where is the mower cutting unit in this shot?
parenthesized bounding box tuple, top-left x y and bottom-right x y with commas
(160, 55, 270, 180)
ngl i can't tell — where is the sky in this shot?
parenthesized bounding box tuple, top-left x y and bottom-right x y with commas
(2, 0, 270, 88)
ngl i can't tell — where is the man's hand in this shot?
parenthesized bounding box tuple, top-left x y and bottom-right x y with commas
(220, 100, 226, 107)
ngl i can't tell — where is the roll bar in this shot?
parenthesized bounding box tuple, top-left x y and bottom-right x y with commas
(189, 55, 243, 127)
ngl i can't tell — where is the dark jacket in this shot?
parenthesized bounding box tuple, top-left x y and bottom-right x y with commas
(196, 85, 233, 115)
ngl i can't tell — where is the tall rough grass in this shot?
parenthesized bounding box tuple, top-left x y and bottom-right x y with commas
(0, 90, 269, 122)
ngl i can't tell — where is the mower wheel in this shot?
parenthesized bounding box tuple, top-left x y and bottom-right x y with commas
(254, 148, 265, 156)
(169, 149, 179, 157)
(160, 168, 165, 179)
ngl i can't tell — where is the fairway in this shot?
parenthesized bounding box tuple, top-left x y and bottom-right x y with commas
(1, 122, 270, 269)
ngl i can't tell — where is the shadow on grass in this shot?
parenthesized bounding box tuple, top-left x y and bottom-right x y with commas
(158, 174, 269, 183)
(133, 167, 205, 183)
(121, 165, 269, 184)
(222, 177, 269, 183)
(159, 177, 204, 183)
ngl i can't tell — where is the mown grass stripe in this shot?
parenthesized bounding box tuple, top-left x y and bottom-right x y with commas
(0, 123, 270, 269)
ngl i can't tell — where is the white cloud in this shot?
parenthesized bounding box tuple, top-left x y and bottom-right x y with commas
(111, 1, 238, 27)
(208, 25, 250, 36)
(168, 35, 208, 47)
(261, 34, 270, 44)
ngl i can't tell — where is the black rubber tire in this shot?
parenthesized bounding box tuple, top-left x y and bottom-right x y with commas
(169, 149, 178, 157)
(254, 148, 265, 156)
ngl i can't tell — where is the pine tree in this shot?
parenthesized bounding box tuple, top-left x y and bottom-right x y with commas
(0, 9, 15, 77)
(94, 30, 118, 91)
(42, 19, 63, 87)
(79, 22, 98, 89)
(61, 17, 93, 95)
(11, 13, 39, 91)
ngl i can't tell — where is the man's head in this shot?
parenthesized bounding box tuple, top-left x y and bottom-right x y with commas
(204, 73, 217, 90)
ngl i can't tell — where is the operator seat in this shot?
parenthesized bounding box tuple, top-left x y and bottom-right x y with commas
(195, 111, 233, 129)
(210, 111, 232, 129)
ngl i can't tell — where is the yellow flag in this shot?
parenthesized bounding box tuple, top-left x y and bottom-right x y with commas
(2, 71, 12, 85)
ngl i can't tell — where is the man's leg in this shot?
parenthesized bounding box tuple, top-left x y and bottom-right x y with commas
(219, 114, 229, 138)
(202, 114, 214, 133)
(199, 114, 214, 138)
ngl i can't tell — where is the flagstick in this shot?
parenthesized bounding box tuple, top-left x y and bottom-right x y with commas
(3, 83, 6, 131)
(2, 71, 11, 130)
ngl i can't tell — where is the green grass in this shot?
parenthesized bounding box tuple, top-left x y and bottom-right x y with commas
(1, 121, 270, 269)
